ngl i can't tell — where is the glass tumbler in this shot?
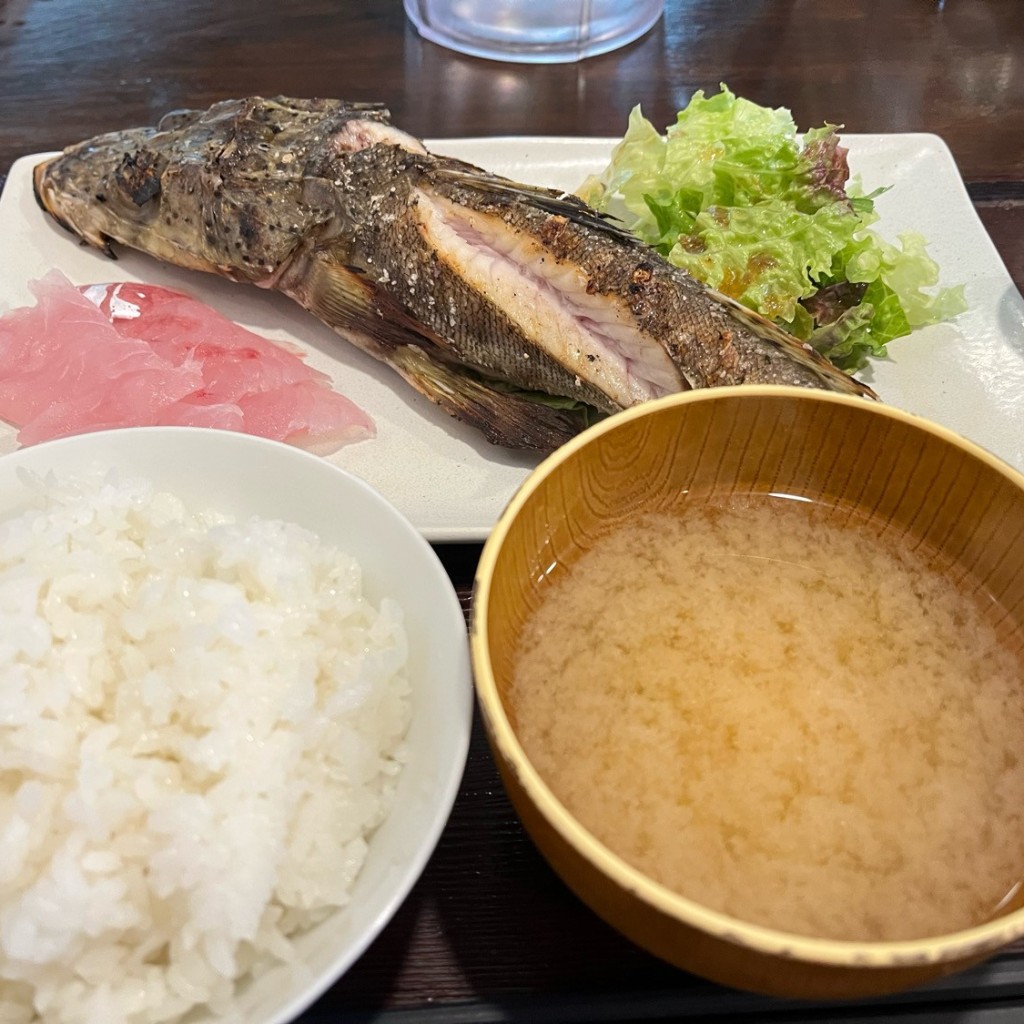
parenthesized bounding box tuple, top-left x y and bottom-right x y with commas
(403, 0, 665, 63)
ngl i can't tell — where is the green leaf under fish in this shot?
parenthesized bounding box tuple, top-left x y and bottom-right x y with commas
(484, 377, 606, 426)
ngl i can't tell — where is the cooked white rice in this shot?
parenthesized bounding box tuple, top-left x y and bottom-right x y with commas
(0, 470, 411, 1023)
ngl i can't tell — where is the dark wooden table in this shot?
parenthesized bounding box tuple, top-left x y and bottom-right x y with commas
(2, 1, 1024, 1020)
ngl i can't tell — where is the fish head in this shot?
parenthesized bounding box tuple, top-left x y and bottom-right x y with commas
(33, 97, 399, 286)
(34, 129, 154, 255)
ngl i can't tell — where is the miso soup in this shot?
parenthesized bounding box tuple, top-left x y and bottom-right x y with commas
(510, 496, 1024, 942)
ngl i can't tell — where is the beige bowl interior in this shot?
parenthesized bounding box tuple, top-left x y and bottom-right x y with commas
(471, 385, 1024, 1000)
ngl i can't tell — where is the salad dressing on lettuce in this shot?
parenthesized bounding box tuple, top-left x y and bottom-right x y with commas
(579, 86, 966, 371)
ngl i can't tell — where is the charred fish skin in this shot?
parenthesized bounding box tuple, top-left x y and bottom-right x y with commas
(34, 98, 390, 284)
(311, 134, 870, 406)
(33, 96, 876, 451)
(307, 143, 630, 417)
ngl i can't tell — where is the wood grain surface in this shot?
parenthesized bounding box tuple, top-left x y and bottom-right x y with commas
(1, 1, 1023, 1020)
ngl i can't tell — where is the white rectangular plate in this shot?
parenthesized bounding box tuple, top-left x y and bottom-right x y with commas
(2, 136, 1023, 541)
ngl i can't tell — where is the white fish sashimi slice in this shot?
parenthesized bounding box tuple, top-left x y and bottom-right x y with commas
(238, 382, 378, 456)
(0, 273, 204, 444)
(0, 271, 374, 453)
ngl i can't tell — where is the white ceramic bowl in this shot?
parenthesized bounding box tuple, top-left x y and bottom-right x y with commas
(0, 426, 473, 1024)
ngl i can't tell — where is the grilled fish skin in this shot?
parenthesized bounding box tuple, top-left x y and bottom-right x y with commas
(33, 96, 876, 451)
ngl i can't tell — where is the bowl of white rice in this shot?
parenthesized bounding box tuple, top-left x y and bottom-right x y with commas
(0, 426, 473, 1024)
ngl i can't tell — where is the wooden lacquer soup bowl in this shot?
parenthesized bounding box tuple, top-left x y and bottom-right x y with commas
(470, 385, 1024, 1001)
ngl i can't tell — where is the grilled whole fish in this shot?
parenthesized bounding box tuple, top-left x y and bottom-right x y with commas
(34, 97, 876, 450)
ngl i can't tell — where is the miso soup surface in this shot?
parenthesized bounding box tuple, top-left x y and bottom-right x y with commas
(510, 496, 1024, 942)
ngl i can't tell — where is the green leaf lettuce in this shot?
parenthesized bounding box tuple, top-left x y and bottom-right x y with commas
(579, 86, 966, 371)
